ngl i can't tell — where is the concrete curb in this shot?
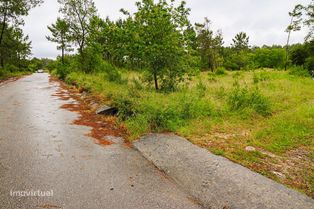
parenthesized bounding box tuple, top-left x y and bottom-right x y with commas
(133, 133, 314, 209)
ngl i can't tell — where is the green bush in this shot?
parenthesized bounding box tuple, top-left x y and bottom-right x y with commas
(289, 66, 310, 77)
(112, 96, 136, 120)
(112, 90, 213, 133)
(215, 67, 226, 75)
(305, 56, 314, 76)
(102, 62, 125, 84)
(253, 71, 270, 84)
(196, 80, 207, 97)
(4, 64, 20, 73)
(224, 52, 250, 71)
(228, 84, 271, 116)
(0, 68, 9, 79)
(208, 72, 218, 82)
(131, 78, 144, 90)
(55, 65, 70, 80)
(252, 48, 286, 69)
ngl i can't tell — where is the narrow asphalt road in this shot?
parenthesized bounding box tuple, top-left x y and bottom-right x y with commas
(0, 73, 202, 209)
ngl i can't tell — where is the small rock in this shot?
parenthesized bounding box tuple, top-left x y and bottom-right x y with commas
(245, 146, 256, 152)
(272, 171, 286, 179)
(260, 150, 276, 158)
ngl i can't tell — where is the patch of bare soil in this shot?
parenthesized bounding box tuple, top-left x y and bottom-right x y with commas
(49, 75, 128, 147)
(274, 148, 313, 197)
(190, 130, 314, 197)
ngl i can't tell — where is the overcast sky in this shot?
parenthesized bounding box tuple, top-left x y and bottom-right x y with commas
(23, 0, 311, 59)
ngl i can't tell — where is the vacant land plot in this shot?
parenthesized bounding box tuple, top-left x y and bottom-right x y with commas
(61, 69, 314, 197)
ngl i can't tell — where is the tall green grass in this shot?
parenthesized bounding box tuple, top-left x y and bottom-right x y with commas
(58, 68, 314, 196)
(63, 69, 284, 140)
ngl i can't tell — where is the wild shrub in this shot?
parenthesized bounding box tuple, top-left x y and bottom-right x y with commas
(215, 67, 226, 75)
(232, 71, 243, 79)
(0, 68, 9, 78)
(289, 66, 310, 77)
(4, 64, 20, 73)
(253, 71, 270, 84)
(77, 45, 104, 74)
(177, 94, 212, 120)
(228, 84, 271, 116)
(149, 105, 181, 131)
(216, 86, 226, 99)
(223, 51, 250, 71)
(253, 73, 259, 84)
(196, 80, 207, 97)
(50, 56, 77, 80)
(140, 96, 212, 131)
(114, 91, 213, 133)
(131, 78, 144, 90)
(112, 96, 136, 120)
(252, 48, 286, 69)
(55, 65, 70, 80)
(101, 61, 126, 84)
(305, 56, 314, 76)
(208, 72, 218, 82)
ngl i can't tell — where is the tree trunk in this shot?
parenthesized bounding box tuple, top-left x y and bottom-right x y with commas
(78, 44, 85, 71)
(61, 47, 64, 64)
(0, 57, 3, 67)
(285, 17, 294, 71)
(0, 10, 7, 67)
(153, 72, 159, 90)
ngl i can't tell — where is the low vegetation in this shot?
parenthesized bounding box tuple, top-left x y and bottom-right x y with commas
(1, 0, 313, 197)
(43, 0, 314, 196)
(0, 0, 53, 80)
(54, 67, 314, 197)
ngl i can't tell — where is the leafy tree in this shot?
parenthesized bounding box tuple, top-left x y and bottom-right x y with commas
(87, 16, 132, 68)
(222, 32, 250, 71)
(253, 47, 286, 69)
(305, 40, 314, 74)
(290, 44, 309, 66)
(223, 49, 251, 71)
(127, 0, 191, 90)
(0, 25, 31, 68)
(184, 24, 197, 50)
(195, 18, 224, 71)
(46, 18, 72, 64)
(0, 0, 42, 66)
(303, 0, 314, 41)
(232, 32, 249, 51)
(285, 4, 303, 70)
(58, 0, 97, 69)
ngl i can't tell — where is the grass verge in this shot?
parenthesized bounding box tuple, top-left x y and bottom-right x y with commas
(55, 68, 314, 197)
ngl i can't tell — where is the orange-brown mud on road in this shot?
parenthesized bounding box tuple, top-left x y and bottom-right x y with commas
(49, 75, 128, 147)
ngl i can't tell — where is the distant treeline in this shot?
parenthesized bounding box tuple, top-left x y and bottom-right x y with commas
(45, 0, 313, 90)
(0, 0, 313, 87)
(0, 0, 44, 78)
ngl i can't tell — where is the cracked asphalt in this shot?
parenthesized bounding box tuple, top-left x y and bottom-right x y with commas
(0, 73, 202, 209)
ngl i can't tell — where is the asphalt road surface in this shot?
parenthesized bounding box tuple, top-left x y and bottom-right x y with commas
(0, 73, 202, 209)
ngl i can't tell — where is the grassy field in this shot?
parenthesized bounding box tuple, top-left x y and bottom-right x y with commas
(61, 68, 314, 197)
